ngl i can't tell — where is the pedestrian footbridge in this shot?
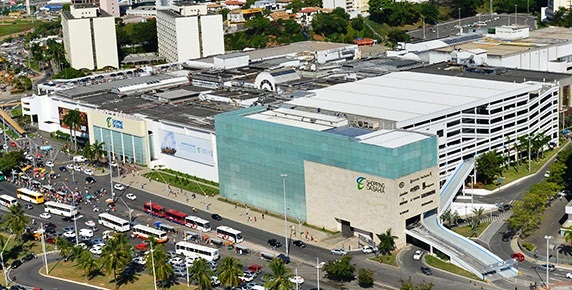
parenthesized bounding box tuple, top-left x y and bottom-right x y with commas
(406, 158, 518, 280)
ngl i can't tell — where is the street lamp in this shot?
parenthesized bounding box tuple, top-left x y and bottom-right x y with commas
(316, 258, 325, 290)
(281, 173, 288, 256)
(39, 223, 49, 274)
(545, 235, 552, 288)
(150, 242, 158, 290)
(1, 234, 15, 286)
(118, 197, 134, 223)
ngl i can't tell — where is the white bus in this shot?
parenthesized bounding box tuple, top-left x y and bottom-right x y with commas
(98, 213, 130, 232)
(132, 224, 169, 243)
(216, 226, 243, 244)
(16, 188, 45, 204)
(0, 195, 17, 207)
(175, 241, 220, 261)
(185, 216, 212, 232)
(44, 201, 78, 217)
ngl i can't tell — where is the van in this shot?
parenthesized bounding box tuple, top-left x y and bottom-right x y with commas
(73, 156, 86, 163)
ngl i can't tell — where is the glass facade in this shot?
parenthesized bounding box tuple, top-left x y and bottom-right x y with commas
(92, 126, 148, 165)
(216, 107, 438, 220)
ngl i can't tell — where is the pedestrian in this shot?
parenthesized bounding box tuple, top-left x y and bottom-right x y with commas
(254, 217, 257, 222)
(262, 213, 265, 219)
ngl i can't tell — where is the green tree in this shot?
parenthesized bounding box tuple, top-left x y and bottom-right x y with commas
(263, 258, 294, 290)
(189, 258, 215, 290)
(53, 67, 85, 79)
(146, 243, 172, 288)
(91, 140, 106, 163)
(376, 228, 397, 255)
(564, 226, 572, 245)
(440, 209, 459, 228)
(75, 248, 97, 275)
(218, 256, 243, 289)
(323, 255, 355, 281)
(100, 233, 132, 285)
(62, 109, 82, 152)
(56, 237, 73, 260)
(13, 76, 32, 92)
(358, 268, 374, 287)
(2, 204, 30, 243)
(475, 151, 503, 184)
(0, 151, 24, 173)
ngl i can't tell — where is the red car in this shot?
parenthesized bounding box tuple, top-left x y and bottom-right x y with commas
(511, 253, 525, 261)
(247, 264, 262, 273)
(135, 243, 148, 251)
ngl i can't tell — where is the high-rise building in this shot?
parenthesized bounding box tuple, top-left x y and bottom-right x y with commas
(157, 3, 224, 63)
(61, 4, 119, 70)
(99, 0, 120, 17)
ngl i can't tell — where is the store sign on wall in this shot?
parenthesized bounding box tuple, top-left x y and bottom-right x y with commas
(106, 117, 124, 129)
(356, 176, 385, 193)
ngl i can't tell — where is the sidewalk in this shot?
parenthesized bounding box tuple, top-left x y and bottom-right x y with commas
(116, 169, 359, 252)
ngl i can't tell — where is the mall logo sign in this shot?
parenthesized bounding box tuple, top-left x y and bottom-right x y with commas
(356, 176, 385, 193)
(106, 117, 124, 129)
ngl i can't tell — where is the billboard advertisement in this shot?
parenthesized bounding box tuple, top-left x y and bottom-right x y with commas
(58, 107, 88, 133)
(159, 130, 214, 166)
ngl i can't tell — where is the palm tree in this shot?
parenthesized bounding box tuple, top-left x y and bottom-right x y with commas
(2, 204, 30, 243)
(218, 256, 243, 290)
(91, 140, 106, 163)
(146, 243, 172, 288)
(62, 109, 82, 152)
(472, 207, 485, 223)
(100, 234, 132, 284)
(75, 248, 97, 275)
(82, 145, 95, 162)
(56, 237, 73, 260)
(564, 226, 572, 245)
(189, 258, 215, 290)
(376, 228, 397, 255)
(517, 134, 531, 168)
(113, 233, 134, 256)
(263, 258, 294, 290)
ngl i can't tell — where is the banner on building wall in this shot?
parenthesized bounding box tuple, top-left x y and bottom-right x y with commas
(158, 130, 214, 166)
(58, 107, 89, 133)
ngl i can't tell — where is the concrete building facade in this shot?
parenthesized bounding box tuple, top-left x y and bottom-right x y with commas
(61, 5, 119, 70)
(157, 4, 224, 63)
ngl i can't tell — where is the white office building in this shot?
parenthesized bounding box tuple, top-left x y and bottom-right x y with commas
(61, 4, 119, 70)
(157, 3, 224, 63)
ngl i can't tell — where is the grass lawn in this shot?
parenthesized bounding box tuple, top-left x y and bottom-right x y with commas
(369, 251, 398, 266)
(451, 221, 490, 238)
(424, 255, 480, 280)
(47, 260, 197, 290)
(144, 171, 219, 196)
(482, 145, 562, 190)
(0, 233, 56, 265)
(0, 19, 42, 37)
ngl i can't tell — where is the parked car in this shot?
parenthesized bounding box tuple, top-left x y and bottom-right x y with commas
(413, 250, 424, 260)
(544, 171, 551, 178)
(498, 204, 511, 212)
(39, 213, 51, 219)
(362, 245, 376, 254)
(22, 253, 36, 262)
(267, 238, 282, 248)
(211, 213, 222, 221)
(277, 253, 290, 264)
(511, 253, 525, 262)
(421, 266, 432, 275)
(10, 260, 22, 269)
(288, 276, 305, 285)
(59, 166, 67, 172)
(83, 168, 94, 175)
(247, 264, 262, 273)
(85, 177, 96, 184)
(330, 248, 347, 256)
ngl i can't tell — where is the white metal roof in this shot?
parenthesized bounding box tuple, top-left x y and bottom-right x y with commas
(288, 71, 539, 125)
(246, 110, 339, 131)
(357, 129, 432, 148)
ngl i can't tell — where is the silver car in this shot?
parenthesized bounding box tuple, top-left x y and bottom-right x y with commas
(330, 248, 347, 256)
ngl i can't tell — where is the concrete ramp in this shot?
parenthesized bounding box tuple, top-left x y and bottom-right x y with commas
(0, 110, 25, 135)
(439, 158, 474, 214)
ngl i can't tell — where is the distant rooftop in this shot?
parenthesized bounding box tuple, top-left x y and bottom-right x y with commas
(357, 129, 433, 149)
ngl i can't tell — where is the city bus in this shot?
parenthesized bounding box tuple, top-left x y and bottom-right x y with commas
(98, 213, 130, 232)
(44, 201, 78, 217)
(175, 241, 220, 261)
(143, 202, 165, 218)
(165, 209, 187, 225)
(132, 224, 169, 243)
(16, 188, 45, 204)
(216, 226, 243, 244)
(185, 215, 212, 232)
(0, 194, 17, 207)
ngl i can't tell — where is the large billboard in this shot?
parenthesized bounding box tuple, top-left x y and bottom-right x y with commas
(159, 130, 214, 166)
(58, 107, 88, 133)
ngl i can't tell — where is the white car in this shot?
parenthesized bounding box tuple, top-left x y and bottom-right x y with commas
(45, 161, 54, 167)
(85, 220, 96, 227)
(545, 171, 551, 178)
(89, 246, 102, 255)
(74, 165, 82, 172)
(168, 257, 185, 266)
(288, 276, 305, 285)
(330, 248, 347, 256)
(39, 212, 51, 219)
(79, 228, 94, 238)
(413, 250, 423, 260)
(83, 168, 94, 175)
(63, 231, 76, 238)
(25, 155, 33, 161)
(362, 245, 376, 254)
(239, 272, 255, 282)
(126, 193, 136, 200)
(133, 256, 147, 265)
(66, 164, 74, 170)
(114, 183, 126, 191)
(566, 272, 572, 279)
